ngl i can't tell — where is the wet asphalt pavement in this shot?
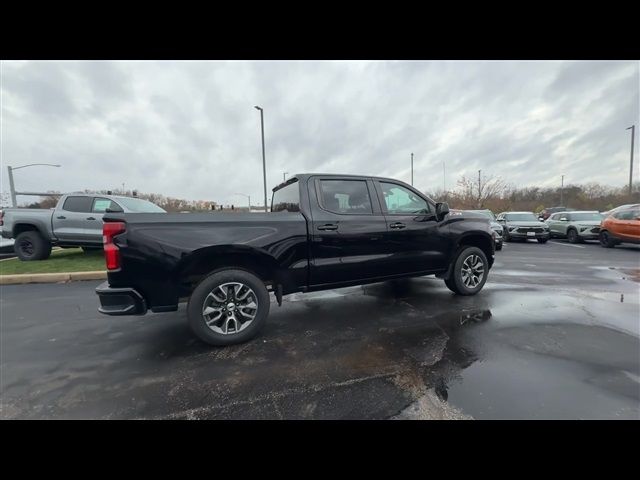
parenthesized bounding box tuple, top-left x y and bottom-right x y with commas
(1, 239, 639, 419)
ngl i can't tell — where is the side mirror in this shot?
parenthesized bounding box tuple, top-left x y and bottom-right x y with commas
(435, 202, 450, 221)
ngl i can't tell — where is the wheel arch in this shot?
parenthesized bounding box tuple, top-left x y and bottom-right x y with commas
(174, 245, 285, 295)
(13, 222, 47, 239)
(456, 232, 494, 268)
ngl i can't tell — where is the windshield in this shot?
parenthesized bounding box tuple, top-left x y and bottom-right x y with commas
(571, 213, 603, 221)
(116, 197, 166, 213)
(505, 213, 538, 221)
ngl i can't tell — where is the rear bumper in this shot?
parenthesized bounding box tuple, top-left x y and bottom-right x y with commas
(96, 281, 147, 316)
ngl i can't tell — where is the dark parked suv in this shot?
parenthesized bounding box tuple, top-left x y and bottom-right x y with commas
(496, 211, 550, 243)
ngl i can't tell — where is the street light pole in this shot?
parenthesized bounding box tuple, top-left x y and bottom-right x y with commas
(254, 106, 268, 212)
(627, 125, 635, 196)
(443, 161, 445, 192)
(410, 153, 414, 186)
(6, 163, 61, 207)
(561, 175, 564, 206)
(7, 167, 17, 207)
(283, 172, 288, 182)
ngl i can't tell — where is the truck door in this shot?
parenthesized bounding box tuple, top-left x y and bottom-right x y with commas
(307, 177, 390, 286)
(373, 180, 449, 273)
(52, 196, 94, 243)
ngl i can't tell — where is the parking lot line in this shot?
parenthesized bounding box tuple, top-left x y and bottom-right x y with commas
(549, 241, 586, 249)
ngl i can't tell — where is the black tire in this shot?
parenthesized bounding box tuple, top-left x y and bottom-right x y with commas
(567, 229, 579, 244)
(537, 238, 548, 244)
(187, 269, 270, 346)
(599, 230, 616, 248)
(444, 246, 489, 296)
(14, 231, 52, 261)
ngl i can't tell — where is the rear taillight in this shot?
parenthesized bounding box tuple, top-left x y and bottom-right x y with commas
(103, 221, 126, 270)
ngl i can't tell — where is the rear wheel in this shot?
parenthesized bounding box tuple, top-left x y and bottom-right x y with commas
(14, 231, 52, 261)
(187, 269, 270, 346)
(444, 246, 488, 296)
(567, 229, 579, 244)
(599, 230, 616, 248)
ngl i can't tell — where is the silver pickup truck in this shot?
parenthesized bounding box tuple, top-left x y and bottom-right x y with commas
(0, 194, 165, 261)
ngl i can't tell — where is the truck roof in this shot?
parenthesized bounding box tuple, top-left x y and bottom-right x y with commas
(272, 173, 417, 192)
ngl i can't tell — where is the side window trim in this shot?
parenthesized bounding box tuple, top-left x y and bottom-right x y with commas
(314, 178, 376, 216)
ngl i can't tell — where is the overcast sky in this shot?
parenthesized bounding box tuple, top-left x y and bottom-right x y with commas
(1, 60, 638, 206)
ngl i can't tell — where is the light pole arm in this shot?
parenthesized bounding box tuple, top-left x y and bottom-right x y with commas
(12, 163, 61, 170)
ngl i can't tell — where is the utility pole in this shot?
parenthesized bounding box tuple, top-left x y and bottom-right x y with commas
(283, 172, 288, 182)
(627, 125, 635, 195)
(560, 175, 564, 206)
(410, 153, 414, 186)
(478, 169, 481, 208)
(254, 106, 268, 212)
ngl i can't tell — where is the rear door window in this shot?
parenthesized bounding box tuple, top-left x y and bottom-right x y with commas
(318, 180, 373, 214)
(62, 196, 93, 213)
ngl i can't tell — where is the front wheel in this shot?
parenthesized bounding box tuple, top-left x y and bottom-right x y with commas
(599, 230, 616, 248)
(444, 246, 489, 296)
(187, 269, 270, 346)
(537, 238, 548, 244)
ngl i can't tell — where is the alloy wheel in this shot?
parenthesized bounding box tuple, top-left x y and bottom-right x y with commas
(202, 282, 259, 335)
(461, 254, 484, 288)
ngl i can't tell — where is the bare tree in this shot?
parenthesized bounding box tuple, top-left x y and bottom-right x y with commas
(452, 174, 507, 209)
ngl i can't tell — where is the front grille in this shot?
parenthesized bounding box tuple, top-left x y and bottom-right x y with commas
(591, 227, 600, 234)
(516, 227, 544, 233)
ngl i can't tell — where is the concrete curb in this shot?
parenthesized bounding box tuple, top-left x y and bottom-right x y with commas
(0, 271, 107, 285)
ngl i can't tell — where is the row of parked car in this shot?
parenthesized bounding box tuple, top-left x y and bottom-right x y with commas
(464, 203, 640, 249)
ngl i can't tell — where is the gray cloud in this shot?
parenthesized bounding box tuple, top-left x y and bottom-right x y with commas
(1, 60, 638, 206)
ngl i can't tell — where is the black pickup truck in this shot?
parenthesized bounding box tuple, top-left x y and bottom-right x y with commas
(96, 174, 496, 345)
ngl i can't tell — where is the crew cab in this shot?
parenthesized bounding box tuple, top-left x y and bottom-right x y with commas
(96, 174, 496, 346)
(0, 194, 166, 261)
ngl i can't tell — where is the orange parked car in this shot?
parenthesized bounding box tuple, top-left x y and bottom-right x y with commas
(599, 206, 640, 248)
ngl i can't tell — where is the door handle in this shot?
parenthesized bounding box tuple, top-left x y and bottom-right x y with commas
(56, 216, 66, 219)
(86, 217, 96, 220)
(390, 222, 406, 229)
(317, 224, 338, 231)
